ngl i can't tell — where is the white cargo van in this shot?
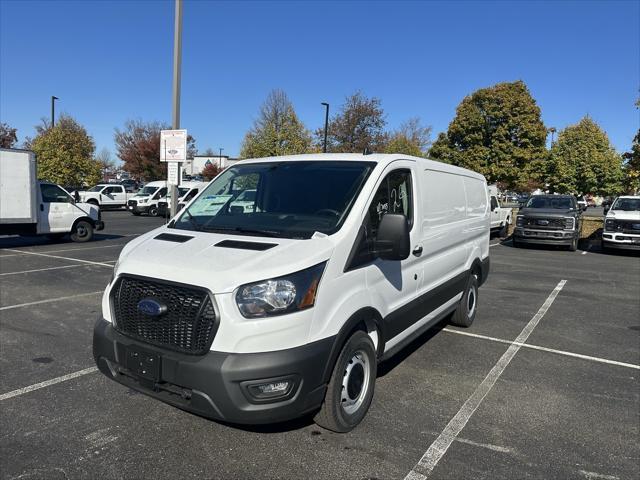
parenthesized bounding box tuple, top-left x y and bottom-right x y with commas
(0, 148, 104, 242)
(93, 153, 490, 432)
(157, 181, 208, 217)
(126, 181, 168, 216)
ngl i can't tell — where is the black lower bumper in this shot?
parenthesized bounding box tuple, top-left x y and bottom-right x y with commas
(93, 318, 333, 424)
(94, 220, 105, 231)
(128, 204, 150, 214)
(602, 239, 640, 250)
(514, 229, 576, 246)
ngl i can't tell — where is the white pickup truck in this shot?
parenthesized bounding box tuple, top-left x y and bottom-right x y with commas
(75, 184, 133, 209)
(602, 196, 640, 252)
(0, 148, 104, 242)
(489, 186, 512, 236)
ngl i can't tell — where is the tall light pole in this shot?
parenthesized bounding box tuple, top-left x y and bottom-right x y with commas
(51, 96, 59, 127)
(548, 127, 557, 145)
(321, 102, 329, 153)
(169, 0, 183, 218)
(219, 147, 224, 168)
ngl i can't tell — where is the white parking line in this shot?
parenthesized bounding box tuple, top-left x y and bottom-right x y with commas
(0, 264, 88, 276)
(0, 243, 126, 257)
(0, 367, 98, 401)
(442, 329, 640, 370)
(2, 248, 114, 267)
(0, 291, 103, 311)
(404, 280, 566, 480)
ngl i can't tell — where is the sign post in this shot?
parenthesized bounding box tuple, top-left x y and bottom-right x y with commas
(160, 128, 186, 217)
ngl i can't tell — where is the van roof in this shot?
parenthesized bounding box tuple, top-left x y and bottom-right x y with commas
(144, 180, 167, 186)
(233, 153, 486, 181)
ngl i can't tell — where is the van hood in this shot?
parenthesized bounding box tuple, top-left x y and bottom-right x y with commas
(607, 210, 640, 221)
(116, 227, 335, 294)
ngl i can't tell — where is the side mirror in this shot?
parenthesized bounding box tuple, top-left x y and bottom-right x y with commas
(603, 205, 610, 214)
(375, 213, 410, 261)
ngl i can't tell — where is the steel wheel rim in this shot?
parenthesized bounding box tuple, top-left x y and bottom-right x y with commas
(467, 285, 477, 318)
(77, 225, 88, 238)
(340, 349, 370, 415)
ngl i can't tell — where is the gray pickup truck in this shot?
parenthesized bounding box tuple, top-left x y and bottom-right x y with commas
(513, 194, 584, 251)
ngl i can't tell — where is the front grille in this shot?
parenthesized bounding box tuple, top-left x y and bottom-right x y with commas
(523, 217, 565, 230)
(111, 276, 218, 355)
(608, 220, 640, 234)
(128, 199, 137, 207)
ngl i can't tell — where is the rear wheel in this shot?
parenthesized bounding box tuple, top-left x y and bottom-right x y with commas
(70, 220, 93, 242)
(314, 331, 376, 433)
(450, 273, 478, 328)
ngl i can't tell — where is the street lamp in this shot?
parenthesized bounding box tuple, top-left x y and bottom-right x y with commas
(51, 96, 59, 127)
(219, 147, 224, 168)
(548, 127, 557, 145)
(321, 102, 329, 153)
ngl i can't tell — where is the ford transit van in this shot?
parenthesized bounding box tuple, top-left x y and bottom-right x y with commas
(93, 153, 490, 432)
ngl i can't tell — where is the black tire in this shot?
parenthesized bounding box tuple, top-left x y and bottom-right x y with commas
(70, 220, 93, 242)
(569, 237, 578, 252)
(512, 237, 520, 248)
(148, 206, 158, 217)
(499, 222, 507, 238)
(131, 211, 141, 216)
(450, 273, 479, 328)
(314, 331, 377, 433)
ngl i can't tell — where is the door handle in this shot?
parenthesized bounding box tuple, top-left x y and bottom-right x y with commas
(412, 246, 423, 256)
(40, 204, 44, 211)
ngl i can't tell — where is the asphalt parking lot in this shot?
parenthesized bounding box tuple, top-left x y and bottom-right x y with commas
(1, 210, 638, 480)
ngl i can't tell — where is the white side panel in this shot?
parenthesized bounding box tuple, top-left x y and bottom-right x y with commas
(0, 149, 36, 223)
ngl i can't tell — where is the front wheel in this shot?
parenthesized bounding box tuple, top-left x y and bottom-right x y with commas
(70, 221, 93, 242)
(148, 206, 158, 217)
(569, 237, 578, 252)
(450, 273, 478, 328)
(314, 331, 377, 433)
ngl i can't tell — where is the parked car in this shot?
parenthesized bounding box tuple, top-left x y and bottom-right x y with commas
(513, 194, 582, 251)
(93, 153, 491, 432)
(602, 196, 640, 252)
(75, 184, 133, 209)
(126, 181, 168, 216)
(0, 148, 103, 242)
(119, 179, 139, 192)
(517, 194, 530, 207)
(158, 181, 208, 217)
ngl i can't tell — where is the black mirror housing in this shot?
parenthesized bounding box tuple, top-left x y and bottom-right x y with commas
(375, 213, 410, 261)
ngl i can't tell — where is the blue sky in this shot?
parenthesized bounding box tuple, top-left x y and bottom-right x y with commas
(1, 0, 638, 162)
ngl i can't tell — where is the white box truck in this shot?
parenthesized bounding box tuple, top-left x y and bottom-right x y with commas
(0, 148, 104, 242)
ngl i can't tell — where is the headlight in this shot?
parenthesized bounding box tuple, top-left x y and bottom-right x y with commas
(564, 217, 575, 230)
(516, 215, 524, 227)
(605, 219, 615, 231)
(138, 198, 147, 204)
(236, 262, 326, 318)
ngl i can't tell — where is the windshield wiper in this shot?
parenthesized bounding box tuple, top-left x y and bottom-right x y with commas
(182, 209, 203, 231)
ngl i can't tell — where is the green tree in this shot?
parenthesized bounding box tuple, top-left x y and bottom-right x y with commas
(240, 89, 312, 158)
(384, 117, 432, 157)
(429, 80, 547, 189)
(114, 120, 196, 180)
(547, 116, 624, 195)
(318, 91, 388, 153)
(30, 115, 101, 187)
(622, 98, 640, 193)
(0, 122, 18, 148)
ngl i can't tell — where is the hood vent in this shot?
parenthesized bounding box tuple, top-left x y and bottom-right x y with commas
(215, 240, 277, 251)
(154, 233, 194, 243)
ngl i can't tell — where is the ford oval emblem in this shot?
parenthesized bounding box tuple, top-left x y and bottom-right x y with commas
(137, 298, 168, 317)
(537, 219, 549, 226)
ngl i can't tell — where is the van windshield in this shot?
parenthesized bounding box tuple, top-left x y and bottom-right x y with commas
(136, 186, 159, 196)
(171, 161, 375, 239)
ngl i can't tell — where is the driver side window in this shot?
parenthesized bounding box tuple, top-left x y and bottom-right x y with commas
(41, 184, 71, 203)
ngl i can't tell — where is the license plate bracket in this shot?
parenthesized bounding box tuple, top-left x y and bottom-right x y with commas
(126, 346, 161, 382)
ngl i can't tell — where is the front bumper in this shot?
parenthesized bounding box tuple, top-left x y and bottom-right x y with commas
(127, 202, 150, 214)
(514, 227, 576, 245)
(602, 234, 640, 250)
(93, 318, 332, 425)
